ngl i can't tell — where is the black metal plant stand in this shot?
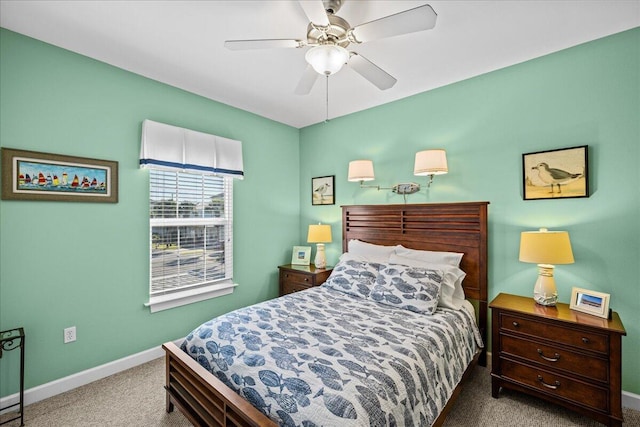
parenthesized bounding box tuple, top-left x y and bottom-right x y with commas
(0, 328, 25, 426)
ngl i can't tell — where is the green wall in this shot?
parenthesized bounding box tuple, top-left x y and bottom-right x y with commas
(299, 28, 640, 394)
(0, 28, 300, 396)
(1, 25, 639, 400)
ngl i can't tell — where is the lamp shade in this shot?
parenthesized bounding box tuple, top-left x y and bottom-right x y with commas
(414, 149, 448, 176)
(348, 160, 375, 182)
(307, 224, 332, 243)
(305, 45, 349, 75)
(519, 229, 574, 265)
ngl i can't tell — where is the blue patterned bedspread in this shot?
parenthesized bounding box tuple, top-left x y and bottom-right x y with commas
(181, 286, 483, 427)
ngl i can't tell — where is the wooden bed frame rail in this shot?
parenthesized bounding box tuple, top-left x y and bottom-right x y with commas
(164, 202, 489, 427)
(163, 341, 275, 427)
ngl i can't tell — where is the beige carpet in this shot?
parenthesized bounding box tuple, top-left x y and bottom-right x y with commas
(1, 357, 638, 426)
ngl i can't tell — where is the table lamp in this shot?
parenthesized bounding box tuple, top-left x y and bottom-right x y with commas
(519, 228, 574, 306)
(307, 224, 332, 269)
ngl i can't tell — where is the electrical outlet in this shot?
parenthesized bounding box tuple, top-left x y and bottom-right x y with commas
(64, 326, 76, 344)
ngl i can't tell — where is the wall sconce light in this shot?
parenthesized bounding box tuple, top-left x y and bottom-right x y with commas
(519, 228, 575, 306)
(307, 223, 332, 269)
(347, 159, 381, 189)
(414, 149, 448, 188)
(348, 150, 448, 196)
(347, 159, 376, 183)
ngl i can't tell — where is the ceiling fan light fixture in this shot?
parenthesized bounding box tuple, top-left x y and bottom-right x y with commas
(305, 45, 349, 75)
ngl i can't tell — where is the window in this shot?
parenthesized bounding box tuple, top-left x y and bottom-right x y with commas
(146, 169, 236, 312)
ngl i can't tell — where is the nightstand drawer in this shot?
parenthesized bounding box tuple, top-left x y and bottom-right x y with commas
(500, 334, 608, 382)
(500, 313, 609, 354)
(282, 282, 313, 294)
(281, 271, 313, 286)
(278, 265, 332, 297)
(501, 359, 609, 412)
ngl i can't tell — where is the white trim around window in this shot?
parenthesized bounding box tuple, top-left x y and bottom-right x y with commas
(144, 169, 235, 312)
(144, 280, 238, 313)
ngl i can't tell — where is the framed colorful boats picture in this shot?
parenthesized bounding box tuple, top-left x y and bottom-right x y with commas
(1, 148, 118, 203)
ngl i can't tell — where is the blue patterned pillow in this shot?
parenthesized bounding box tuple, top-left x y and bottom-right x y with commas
(372, 264, 444, 314)
(322, 256, 382, 299)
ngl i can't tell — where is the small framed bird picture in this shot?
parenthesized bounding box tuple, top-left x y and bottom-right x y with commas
(522, 145, 589, 200)
(312, 175, 335, 205)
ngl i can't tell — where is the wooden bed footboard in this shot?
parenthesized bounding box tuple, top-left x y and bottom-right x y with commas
(164, 341, 481, 427)
(163, 341, 277, 427)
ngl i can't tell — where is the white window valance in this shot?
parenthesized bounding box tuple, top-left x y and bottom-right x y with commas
(139, 119, 244, 179)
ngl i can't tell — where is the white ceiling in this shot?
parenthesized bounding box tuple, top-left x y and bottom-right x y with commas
(1, 1, 639, 128)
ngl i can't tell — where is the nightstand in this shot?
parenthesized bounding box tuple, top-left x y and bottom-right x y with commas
(490, 293, 626, 427)
(278, 264, 332, 296)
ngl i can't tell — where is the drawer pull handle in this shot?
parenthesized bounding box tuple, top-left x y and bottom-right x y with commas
(305, 278, 309, 281)
(582, 337, 589, 344)
(512, 321, 519, 328)
(537, 375, 560, 390)
(537, 349, 561, 362)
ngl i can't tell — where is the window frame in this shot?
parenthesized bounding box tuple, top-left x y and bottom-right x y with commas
(144, 170, 236, 313)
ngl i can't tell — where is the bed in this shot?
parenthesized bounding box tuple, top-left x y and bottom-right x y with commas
(163, 202, 489, 427)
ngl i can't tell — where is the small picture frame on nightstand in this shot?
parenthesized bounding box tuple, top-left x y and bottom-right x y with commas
(291, 246, 311, 265)
(569, 287, 610, 318)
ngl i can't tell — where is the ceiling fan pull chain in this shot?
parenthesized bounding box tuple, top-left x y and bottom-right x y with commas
(325, 75, 330, 123)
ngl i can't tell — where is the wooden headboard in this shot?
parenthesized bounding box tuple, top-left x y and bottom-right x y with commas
(342, 202, 489, 365)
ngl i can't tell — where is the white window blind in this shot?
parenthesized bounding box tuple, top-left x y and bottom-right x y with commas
(149, 169, 233, 297)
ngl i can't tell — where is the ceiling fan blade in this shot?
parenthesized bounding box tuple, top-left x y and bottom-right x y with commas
(348, 53, 397, 90)
(350, 4, 437, 43)
(295, 65, 320, 95)
(298, 0, 330, 27)
(224, 39, 302, 50)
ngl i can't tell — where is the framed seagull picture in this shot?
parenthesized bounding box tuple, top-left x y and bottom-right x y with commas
(522, 145, 589, 200)
(311, 175, 335, 205)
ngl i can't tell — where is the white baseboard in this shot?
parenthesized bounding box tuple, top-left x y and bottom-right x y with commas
(1, 343, 639, 413)
(623, 390, 640, 411)
(0, 339, 182, 412)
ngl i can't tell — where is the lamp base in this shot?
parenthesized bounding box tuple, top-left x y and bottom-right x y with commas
(314, 243, 327, 269)
(533, 264, 557, 306)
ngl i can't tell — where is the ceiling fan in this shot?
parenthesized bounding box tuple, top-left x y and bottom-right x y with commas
(224, 0, 437, 95)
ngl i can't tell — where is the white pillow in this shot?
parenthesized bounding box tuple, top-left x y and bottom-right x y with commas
(347, 239, 398, 263)
(395, 245, 463, 267)
(389, 254, 466, 310)
(337, 252, 385, 266)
